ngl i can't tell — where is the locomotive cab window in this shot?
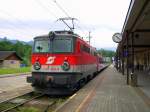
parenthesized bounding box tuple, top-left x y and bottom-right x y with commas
(52, 37, 73, 53)
(33, 36, 74, 53)
(34, 40, 49, 53)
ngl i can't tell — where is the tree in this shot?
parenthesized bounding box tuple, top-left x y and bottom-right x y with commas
(0, 40, 13, 51)
(97, 49, 116, 57)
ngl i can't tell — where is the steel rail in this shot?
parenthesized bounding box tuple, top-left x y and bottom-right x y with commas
(43, 101, 57, 112)
(1, 93, 44, 112)
(0, 91, 33, 104)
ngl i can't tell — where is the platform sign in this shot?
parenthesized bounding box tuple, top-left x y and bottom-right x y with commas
(124, 51, 128, 57)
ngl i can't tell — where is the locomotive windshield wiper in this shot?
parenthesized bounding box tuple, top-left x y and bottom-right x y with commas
(36, 46, 43, 52)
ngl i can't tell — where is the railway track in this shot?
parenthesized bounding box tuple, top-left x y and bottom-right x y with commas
(0, 93, 44, 112)
(0, 92, 67, 112)
(0, 66, 109, 112)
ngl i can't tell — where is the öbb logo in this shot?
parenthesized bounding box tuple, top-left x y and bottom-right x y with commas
(46, 57, 56, 64)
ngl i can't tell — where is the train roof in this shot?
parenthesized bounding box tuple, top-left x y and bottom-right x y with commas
(34, 30, 96, 51)
(34, 30, 80, 39)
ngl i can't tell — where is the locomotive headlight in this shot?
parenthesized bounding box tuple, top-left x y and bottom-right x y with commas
(61, 61, 70, 71)
(34, 62, 41, 70)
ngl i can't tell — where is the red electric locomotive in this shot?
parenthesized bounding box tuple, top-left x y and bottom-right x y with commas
(27, 30, 104, 95)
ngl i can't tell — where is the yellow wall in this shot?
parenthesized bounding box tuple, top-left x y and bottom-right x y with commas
(2, 60, 20, 68)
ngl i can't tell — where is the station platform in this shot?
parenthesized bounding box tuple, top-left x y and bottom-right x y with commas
(0, 74, 30, 93)
(0, 74, 32, 103)
(55, 65, 150, 112)
(136, 70, 150, 98)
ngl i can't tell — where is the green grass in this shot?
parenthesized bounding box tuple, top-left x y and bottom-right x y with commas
(0, 103, 15, 111)
(18, 107, 40, 112)
(0, 67, 31, 75)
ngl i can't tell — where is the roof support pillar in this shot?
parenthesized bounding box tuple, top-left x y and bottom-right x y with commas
(122, 46, 125, 75)
(131, 32, 138, 86)
(119, 51, 122, 72)
(126, 31, 129, 85)
(116, 50, 119, 71)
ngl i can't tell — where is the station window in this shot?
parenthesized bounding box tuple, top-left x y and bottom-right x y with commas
(11, 61, 15, 64)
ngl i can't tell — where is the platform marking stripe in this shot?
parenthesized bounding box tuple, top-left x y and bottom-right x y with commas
(54, 93, 77, 112)
(75, 75, 105, 112)
(69, 93, 77, 100)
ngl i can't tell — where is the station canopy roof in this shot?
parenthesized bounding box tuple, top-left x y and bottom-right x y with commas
(118, 0, 150, 52)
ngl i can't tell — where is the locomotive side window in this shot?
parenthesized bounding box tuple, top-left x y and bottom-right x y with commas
(90, 49, 94, 55)
(34, 40, 49, 53)
(81, 44, 90, 54)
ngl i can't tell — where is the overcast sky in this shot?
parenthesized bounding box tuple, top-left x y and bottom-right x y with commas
(0, 0, 130, 50)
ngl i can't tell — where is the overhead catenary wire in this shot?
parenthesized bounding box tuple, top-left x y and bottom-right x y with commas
(0, 13, 37, 40)
(0, 0, 61, 39)
(52, 0, 70, 17)
(34, 0, 62, 30)
(0, 0, 58, 38)
(35, 0, 58, 19)
(51, 0, 88, 36)
(0, 9, 48, 40)
(0, 9, 35, 35)
(0, 10, 24, 23)
(0, 0, 89, 40)
(0, 17, 34, 38)
(36, 0, 88, 36)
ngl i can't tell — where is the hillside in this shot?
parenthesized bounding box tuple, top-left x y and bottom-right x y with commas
(0, 37, 33, 46)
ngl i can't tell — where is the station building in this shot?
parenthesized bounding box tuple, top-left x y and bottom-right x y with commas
(115, 0, 150, 89)
(0, 51, 22, 68)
